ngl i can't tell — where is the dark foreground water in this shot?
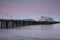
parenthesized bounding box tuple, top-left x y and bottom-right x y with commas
(0, 24, 60, 40)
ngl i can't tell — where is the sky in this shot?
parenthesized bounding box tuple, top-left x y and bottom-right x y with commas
(0, 0, 60, 21)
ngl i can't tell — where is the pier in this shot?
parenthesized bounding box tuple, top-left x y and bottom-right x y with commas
(0, 19, 39, 28)
(0, 19, 59, 29)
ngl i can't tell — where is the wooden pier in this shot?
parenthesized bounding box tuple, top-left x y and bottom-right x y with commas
(0, 19, 38, 28)
(0, 19, 59, 29)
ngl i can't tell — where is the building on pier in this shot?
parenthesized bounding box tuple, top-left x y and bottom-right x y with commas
(39, 16, 54, 22)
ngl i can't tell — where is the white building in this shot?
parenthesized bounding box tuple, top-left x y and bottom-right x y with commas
(39, 16, 54, 22)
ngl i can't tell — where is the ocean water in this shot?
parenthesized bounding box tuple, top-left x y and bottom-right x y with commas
(0, 24, 60, 40)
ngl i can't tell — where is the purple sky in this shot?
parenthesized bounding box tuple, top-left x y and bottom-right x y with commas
(0, 0, 60, 21)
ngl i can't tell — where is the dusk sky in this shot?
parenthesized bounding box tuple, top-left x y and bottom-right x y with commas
(0, 0, 60, 21)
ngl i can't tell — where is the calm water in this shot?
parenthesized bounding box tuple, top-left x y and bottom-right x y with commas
(0, 24, 60, 40)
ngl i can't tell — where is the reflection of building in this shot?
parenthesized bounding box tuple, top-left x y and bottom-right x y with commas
(40, 25, 53, 30)
(39, 16, 54, 22)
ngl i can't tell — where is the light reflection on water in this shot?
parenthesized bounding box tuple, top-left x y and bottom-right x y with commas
(40, 24, 53, 30)
(0, 24, 60, 40)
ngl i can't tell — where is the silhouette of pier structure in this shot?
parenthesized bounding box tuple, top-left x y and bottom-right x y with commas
(0, 19, 59, 29)
(0, 19, 39, 28)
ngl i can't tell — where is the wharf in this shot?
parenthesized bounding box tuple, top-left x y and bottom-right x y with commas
(0, 19, 59, 28)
